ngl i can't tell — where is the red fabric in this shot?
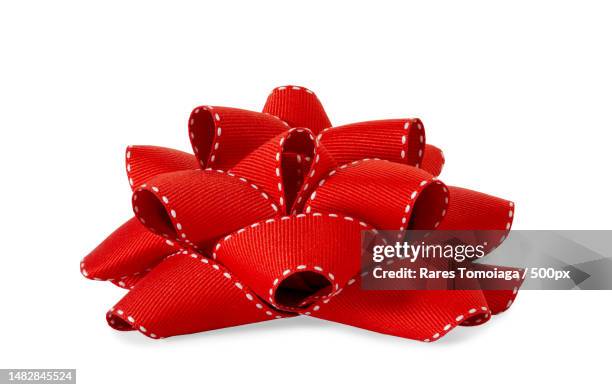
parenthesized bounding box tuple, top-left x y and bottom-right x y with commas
(231, 128, 317, 212)
(82, 85, 521, 341)
(81, 217, 174, 282)
(213, 214, 369, 312)
(107, 251, 287, 338)
(189, 106, 289, 170)
(318, 119, 426, 167)
(126, 145, 200, 190)
(131, 169, 280, 250)
(263, 86, 331, 134)
(304, 159, 448, 231)
(437, 186, 514, 231)
(421, 144, 445, 177)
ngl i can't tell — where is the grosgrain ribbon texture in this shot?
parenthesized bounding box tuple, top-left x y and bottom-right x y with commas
(81, 85, 521, 342)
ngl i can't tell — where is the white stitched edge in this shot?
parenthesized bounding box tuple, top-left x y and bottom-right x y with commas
(211, 212, 377, 313)
(107, 249, 286, 338)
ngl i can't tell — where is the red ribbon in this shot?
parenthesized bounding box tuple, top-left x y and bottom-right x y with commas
(81, 85, 520, 341)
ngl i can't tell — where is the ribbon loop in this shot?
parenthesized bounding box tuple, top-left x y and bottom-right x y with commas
(305, 159, 449, 230)
(290, 138, 337, 213)
(420, 144, 445, 177)
(213, 213, 373, 312)
(231, 128, 317, 213)
(126, 145, 199, 190)
(81, 217, 174, 282)
(318, 119, 426, 167)
(438, 186, 514, 231)
(188, 106, 290, 170)
(263, 85, 332, 134)
(132, 169, 280, 249)
(313, 286, 491, 341)
(107, 250, 287, 339)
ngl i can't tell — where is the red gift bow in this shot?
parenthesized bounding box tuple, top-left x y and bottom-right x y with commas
(81, 85, 520, 341)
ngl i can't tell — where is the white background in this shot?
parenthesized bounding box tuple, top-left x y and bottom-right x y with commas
(1, 1, 610, 388)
